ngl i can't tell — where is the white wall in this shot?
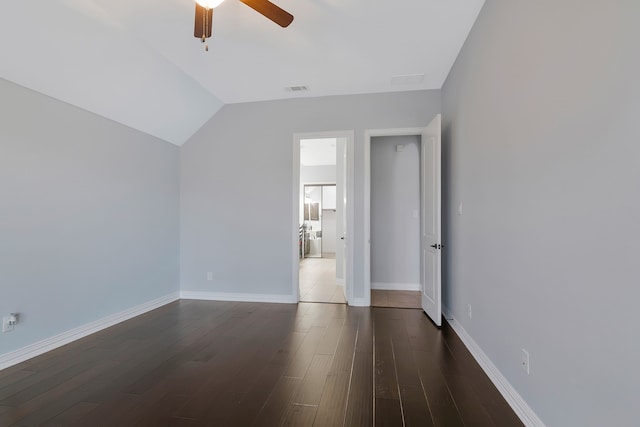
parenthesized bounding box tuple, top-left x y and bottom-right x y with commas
(0, 78, 180, 357)
(321, 185, 338, 255)
(322, 185, 337, 210)
(441, 1, 640, 425)
(322, 210, 337, 255)
(180, 90, 441, 302)
(370, 135, 421, 290)
(301, 165, 336, 184)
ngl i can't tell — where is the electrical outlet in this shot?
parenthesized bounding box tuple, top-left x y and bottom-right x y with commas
(2, 316, 15, 333)
(522, 349, 530, 374)
(207, 272, 213, 281)
(467, 304, 472, 319)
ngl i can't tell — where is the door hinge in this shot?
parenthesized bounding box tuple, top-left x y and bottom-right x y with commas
(430, 244, 444, 250)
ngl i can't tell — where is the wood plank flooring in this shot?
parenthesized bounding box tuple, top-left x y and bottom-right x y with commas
(0, 300, 523, 426)
(371, 291, 421, 309)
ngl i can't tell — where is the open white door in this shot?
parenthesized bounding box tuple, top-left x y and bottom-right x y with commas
(339, 139, 348, 300)
(421, 114, 442, 326)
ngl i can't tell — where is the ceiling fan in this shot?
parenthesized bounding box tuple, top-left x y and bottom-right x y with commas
(194, 0, 294, 45)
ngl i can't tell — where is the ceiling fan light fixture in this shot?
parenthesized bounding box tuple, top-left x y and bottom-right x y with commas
(193, 0, 293, 47)
(195, 0, 225, 9)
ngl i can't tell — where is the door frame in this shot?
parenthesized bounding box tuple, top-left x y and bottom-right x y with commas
(364, 127, 426, 306)
(293, 131, 355, 303)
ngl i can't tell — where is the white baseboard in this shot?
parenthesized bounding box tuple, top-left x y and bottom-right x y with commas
(180, 291, 297, 304)
(371, 282, 421, 291)
(442, 307, 545, 427)
(349, 296, 371, 307)
(0, 292, 180, 371)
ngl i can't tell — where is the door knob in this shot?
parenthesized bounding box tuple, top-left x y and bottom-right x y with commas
(340, 237, 345, 240)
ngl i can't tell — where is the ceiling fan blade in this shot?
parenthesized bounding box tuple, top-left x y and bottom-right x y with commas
(239, 0, 294, 28)
(194, 3, 213, 39)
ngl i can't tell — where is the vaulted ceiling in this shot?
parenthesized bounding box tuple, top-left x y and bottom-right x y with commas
(0, 0, 484, 145)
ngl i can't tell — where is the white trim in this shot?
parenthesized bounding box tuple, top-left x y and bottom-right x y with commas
(364, 127, 426, 304)
(371, 282, 421, 291)
(0, 292, 179, 371)
(293, 131, 355, 306)
(180, 291, 297, 304)
(336, 278, 345, 286)
(292, 137, 302, 302)
(348, 297, 370, 307)
(442, 307, 546, 427)
(346, 133, 355, 305)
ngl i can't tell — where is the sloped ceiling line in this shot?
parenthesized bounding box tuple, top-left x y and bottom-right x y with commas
(0, 0, 484, 146)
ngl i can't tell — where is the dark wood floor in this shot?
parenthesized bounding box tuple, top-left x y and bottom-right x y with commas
(0, 300, 522, 426)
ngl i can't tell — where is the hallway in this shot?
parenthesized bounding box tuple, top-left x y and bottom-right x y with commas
(299, 258, 346, 304)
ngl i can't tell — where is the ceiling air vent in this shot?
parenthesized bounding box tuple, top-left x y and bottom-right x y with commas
(285, 85, 309, 92)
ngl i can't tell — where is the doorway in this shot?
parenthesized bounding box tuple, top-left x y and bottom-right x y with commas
(302, 184, 337, 259)
(369, 134, 422, 309)
(364, 117, 442, 324)
(292, 132, 354, 304)
(300, 183, 342, 302)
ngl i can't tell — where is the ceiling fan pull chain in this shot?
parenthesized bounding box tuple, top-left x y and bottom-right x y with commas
(201, 6, 207, 42)
(203, 6, 209, 51)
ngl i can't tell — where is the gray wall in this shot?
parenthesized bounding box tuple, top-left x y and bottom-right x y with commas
(0, 78, 180, 356)
(370, 135, 421, 288)
(180, 90, 441, 300)
(441, 1, 640, 426)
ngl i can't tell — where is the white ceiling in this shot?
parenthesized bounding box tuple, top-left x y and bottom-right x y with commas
(0, 0, 484, 146)
(300, 138, 336, 166)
